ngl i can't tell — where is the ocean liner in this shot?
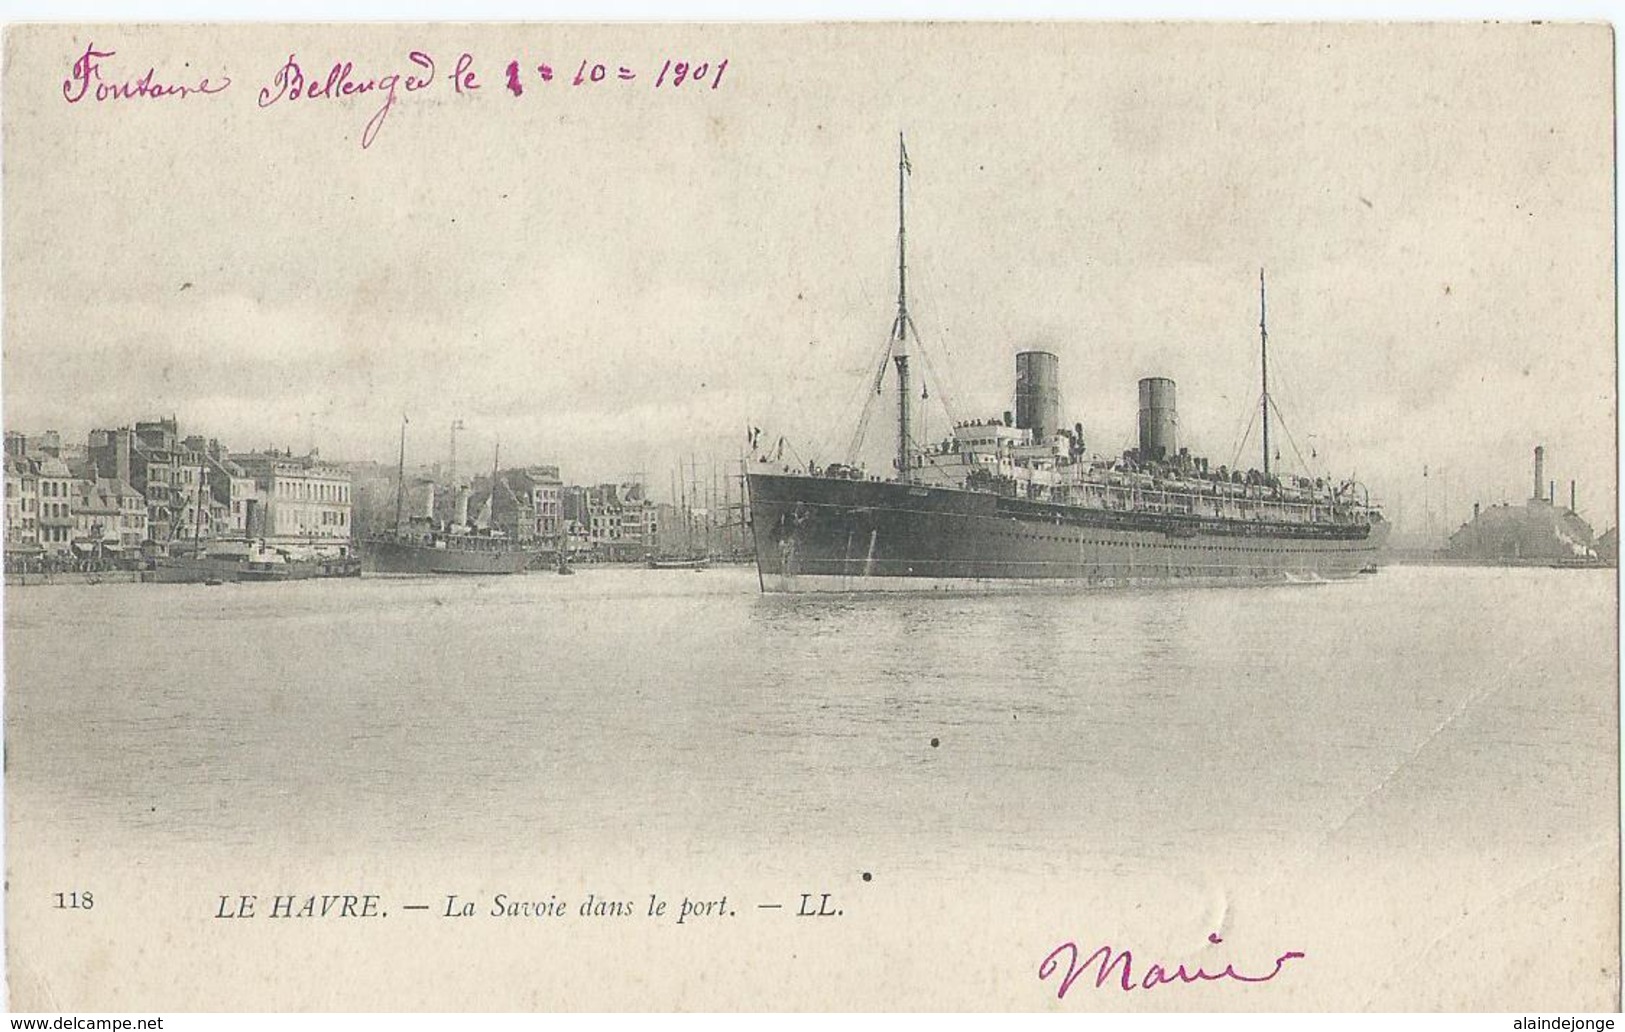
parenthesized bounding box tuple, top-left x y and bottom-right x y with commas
(746, 137, 1388, 593)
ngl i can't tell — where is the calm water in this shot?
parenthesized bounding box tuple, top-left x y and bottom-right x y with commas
(4, 564, 1618, 1009)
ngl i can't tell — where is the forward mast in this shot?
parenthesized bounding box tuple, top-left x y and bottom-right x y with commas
(893, 132, 914, 483)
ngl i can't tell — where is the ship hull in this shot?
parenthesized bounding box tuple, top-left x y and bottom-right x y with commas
(649, 557, 710, 570)
(361, 537, 529, 575)
(747, 472, 1388, 593)
(143, 556, 239, 584)
(147, 554, 365, 583)
(237, 557, 363, 581)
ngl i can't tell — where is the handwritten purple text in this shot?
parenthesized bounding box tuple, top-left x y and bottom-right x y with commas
(1038, 933, 1305, 998)
(64, 45, 731, 151)
(62, 43, 230, 104)
(256, 51, 437, 150)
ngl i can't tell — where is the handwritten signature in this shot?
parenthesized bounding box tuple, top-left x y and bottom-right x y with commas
(62, 43, 230, 104)
(1038, 933, 1305, 998)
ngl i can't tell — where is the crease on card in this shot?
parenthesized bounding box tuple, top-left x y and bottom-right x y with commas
(1356, 837, 1616, 1009)
(1318, 653, 1524, 846)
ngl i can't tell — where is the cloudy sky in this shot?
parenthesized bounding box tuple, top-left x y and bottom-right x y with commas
(4, 22, 1614, 532)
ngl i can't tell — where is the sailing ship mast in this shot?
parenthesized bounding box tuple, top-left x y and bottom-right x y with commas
(191, 452, 207, 554)
(893, 132, 914, 482)
(393, 415, 408, 534)
(1259, 267, 1271, 480)
(488, 442, 501, 533)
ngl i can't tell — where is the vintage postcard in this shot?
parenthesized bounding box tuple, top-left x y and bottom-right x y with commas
(2, 21, 1618, 1013)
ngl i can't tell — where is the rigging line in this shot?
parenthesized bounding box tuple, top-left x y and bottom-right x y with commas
(818, 198, 892, 465)
(904, 252, 968, 410)
(1257, 337, 1308, 456)
(1227, 394, 1258, 470)
(782, 437, 809, 471)
(1115, 427, 1137, 463)
(1259, 315, 1324, 469)
(1266, 394, 1314, 476)
(904, 313, 964, 428)
(1276, 376, 1323, 468)
(813, 352, 862, 464)
(846, 328, 898, 464)
(1229, 397, 1260, 471)
(1222, 386, 1255, 463)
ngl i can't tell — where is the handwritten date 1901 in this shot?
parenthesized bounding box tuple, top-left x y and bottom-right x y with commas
(505, 57, 728, 92)
(63, 45, 730, 151)
(653, 59, 728, 89)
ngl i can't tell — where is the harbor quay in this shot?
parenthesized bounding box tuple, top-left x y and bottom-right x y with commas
(3, 418, 744, 585)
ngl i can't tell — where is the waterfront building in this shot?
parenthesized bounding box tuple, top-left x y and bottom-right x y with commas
(227, 472, 262, 538)
(589, 505, 622, 551)
(6, 429, 62, 460)
(230, 450, 353, 552)
(619, 493, 659, 554)
(473, 469, 537, 543)
(563, 518, 591, 557)
(71, 477, 147, 554)
(4, 457, 40, 551)
(88, 419, 212, 549)
(112, 478, 149, 548)
(196, 448, 262, 540)
(36, 456, 77, 556)
(563, 482, 657, 560)
(523, 465, 563, 543)
(464, 465, 565, 545)
(70, 478, 118, 551)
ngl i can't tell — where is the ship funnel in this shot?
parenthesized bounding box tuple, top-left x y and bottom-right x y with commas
(1138, 377, 1178, 463)
(455, 486, 471, 525)
(421, 482, 436, 519)
(1533, 445, 1545, 500)
(1015, 351, 1060, 441)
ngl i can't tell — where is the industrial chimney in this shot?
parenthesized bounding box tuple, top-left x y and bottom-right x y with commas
(1532, 445, 1545, 501)
(1015, 351, 1060, 441)
(114, 428, 132, 485)
(1138, 377, 1178, 463)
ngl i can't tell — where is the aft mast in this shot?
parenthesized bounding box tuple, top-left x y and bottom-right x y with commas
(1259, 267, 1271, 480)
(893, 133, 913, 483)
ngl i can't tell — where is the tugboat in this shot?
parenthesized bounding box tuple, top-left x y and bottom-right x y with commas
(233, 541, 363, 581)
(648, 554, 709, 571)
